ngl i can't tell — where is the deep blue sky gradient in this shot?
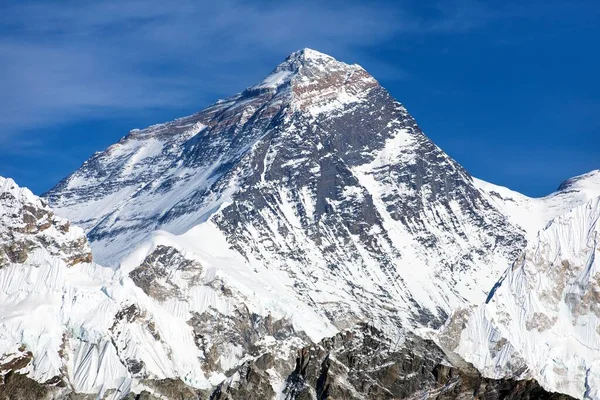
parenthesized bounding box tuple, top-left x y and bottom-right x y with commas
(1, 0, 598, 196)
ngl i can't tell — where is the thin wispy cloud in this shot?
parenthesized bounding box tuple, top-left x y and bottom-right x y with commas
(0, 0, 497, 141)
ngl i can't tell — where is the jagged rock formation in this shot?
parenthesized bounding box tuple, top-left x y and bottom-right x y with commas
(0, 176, 92, 268)
(213, 324, 573, 400)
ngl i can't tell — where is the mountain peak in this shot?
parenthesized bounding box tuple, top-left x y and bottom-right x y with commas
(253, 48, 368, 91)
(287, 48, 336, 63)
(275, 47, 354, 76)
(251, 48, 379, 116)
(0, 175, 40, 206)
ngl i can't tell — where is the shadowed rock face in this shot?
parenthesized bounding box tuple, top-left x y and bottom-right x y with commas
(0, 375, 208, 400)
(130, 245, 203, 301)
(210, 324, 573, 400)
(188, 308, 304, 375)
(0, 323, 575, 400)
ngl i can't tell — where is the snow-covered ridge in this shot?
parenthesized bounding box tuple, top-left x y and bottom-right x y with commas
(253, 48, 334, 90)
(0, 176, 330, 398)
(474, 170, 600, 241)
(250, 47, 378, 117)
(557, 169, 600, 193)
(0, 176, 39, 205)
(0, 176, 120, 394)
(444, 178, 600, 398)
(253, 48, 342, 89)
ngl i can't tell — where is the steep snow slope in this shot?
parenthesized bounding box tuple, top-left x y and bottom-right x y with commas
(441, 172, 600, 398)
(47, 49, 524, 334)
(0, 177, 128, 394)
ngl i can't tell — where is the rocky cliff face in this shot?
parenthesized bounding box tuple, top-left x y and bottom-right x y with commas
(212, 324, 572, 400)
(0, 176, 92, 268)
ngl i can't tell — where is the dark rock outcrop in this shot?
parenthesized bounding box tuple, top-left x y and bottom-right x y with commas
(212, 324, 574, 400)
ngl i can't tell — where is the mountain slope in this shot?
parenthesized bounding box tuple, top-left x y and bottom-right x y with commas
(37, 48, 600, 398)
(1, 176, 572, 399)
(46, 49, 524, 333)
(0, 176, 321, 398)
(0, 177, 123, 393)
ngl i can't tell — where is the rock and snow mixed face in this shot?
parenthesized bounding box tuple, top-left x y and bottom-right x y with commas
(0, 177, 117, 392)
(0, 177, 321, 398)
(4, 175, 570, 400)
(0, 176, 92, 268)
(46, 48, 524, 335)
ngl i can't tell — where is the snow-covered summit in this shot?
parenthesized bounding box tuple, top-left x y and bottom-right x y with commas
(254, 48, 346, 90)
(289, 47, 335, 62)
(46, 48, 523, 333)
(0, 176, 39, 205)
(250, 48, 378, 118)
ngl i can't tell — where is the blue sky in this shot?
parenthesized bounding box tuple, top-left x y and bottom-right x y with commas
(1, 0, 598, 196)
